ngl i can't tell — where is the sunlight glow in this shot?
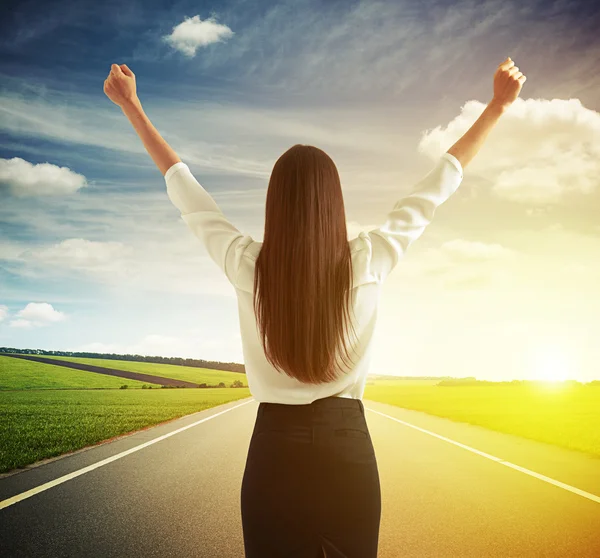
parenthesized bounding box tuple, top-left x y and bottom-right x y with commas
(531, 344, 571, 382)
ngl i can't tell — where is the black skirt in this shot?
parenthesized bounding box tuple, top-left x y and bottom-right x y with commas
(241, 395, 381, 557)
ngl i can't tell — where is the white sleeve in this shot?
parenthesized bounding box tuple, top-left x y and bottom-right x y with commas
(164, 162, 253, 287)
(367, 152, 464, 282)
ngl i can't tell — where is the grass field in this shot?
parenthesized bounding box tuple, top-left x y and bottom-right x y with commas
(0, 355, 251, 473)
(364, 379, 600, 458)
(1, 354, 247, 389)
(0, 355, 150, 390)
(0, 387, 251, 473)
(1, 355, 598, 473)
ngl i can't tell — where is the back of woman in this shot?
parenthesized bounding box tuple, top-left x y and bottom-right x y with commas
(161, 57, 525, 558)
(167, 140, 464, 557)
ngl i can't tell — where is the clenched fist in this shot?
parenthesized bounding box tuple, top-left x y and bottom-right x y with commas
(492, 57, 526, 109)
(104, 63, 138, 107)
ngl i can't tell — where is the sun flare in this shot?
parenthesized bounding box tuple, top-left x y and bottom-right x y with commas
(531, 344, 571, 382)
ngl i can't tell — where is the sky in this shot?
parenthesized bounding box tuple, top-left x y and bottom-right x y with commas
(1, 0, 599, 382)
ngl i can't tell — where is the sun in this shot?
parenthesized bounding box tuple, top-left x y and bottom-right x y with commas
(531, 344, 571, 382)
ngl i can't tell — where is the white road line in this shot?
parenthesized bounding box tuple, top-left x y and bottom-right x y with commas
(0, 398, 255, 511)
(365, 407, 600, 505)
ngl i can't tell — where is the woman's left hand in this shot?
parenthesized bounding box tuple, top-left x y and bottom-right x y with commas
(104, 63, 138, 107)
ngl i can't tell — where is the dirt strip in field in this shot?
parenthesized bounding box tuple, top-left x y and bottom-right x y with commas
(2, 354, 200, 388)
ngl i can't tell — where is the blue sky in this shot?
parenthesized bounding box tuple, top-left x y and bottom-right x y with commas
(1, 0, 599, 381)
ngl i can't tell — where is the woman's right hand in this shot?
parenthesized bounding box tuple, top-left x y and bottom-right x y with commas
(492, 57, 527, 109)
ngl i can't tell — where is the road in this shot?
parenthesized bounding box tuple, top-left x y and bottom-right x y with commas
(1, 397, 599, 557)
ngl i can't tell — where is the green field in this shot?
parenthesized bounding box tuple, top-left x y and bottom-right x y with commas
(1, 354, 247, 389)
(0, 355, 251, 473)
(0, 355, 149, 390)
(0, 387, 251, 473)
(1, 355, 598, 474)
(364, 379, 600, 458)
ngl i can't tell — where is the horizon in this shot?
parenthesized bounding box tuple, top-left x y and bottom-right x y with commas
(1, 347, 598, 385)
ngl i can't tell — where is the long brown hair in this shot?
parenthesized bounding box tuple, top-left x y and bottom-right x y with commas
(253, 144, 360, 384)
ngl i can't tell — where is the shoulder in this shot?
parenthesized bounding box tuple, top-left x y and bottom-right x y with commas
(350, 232, 369, 254)
(243, 240, 261, 262)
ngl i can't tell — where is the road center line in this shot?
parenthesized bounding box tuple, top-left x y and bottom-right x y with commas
(366, 407, 600, 505)
(0, 398, 255, 511)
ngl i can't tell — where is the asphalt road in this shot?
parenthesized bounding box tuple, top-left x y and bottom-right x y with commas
(1, 397, 599, 557)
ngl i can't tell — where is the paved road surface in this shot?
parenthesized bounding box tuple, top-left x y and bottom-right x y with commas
(1, 397, 599, 557)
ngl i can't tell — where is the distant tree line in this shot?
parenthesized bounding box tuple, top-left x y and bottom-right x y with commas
(123, 380, 246, 389)
(437, 378, 598, 386)
(0, 347, 246, 375)
(369, 375, 456, 381)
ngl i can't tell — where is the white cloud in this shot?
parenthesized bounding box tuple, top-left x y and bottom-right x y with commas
(10, 302, 67, 328)
(438, 239, 517, 263)
(23, 238, 134, 271)
(0, 157, 88, 197)
(418, 98, 600, 205)
(396, 238, 519, 291)
(162, 15, 235, 58)
(9, 233, 238, 298)
(9, 319, 35, 329)
(0, 305, 8, 322)
(391, 223, 600, 295)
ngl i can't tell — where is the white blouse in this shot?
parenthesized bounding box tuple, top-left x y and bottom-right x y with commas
(165, 152, 464, 404)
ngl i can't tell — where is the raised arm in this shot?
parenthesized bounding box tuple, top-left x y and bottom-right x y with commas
(164, 162, 253, 289)
(104, 63, 253, 288)
(366, 152, 464, 282)
(367, 57, 526, 282)
(447, 56, 526, 169)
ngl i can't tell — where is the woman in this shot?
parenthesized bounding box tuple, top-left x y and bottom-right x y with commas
(107, 56, 525, 557)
